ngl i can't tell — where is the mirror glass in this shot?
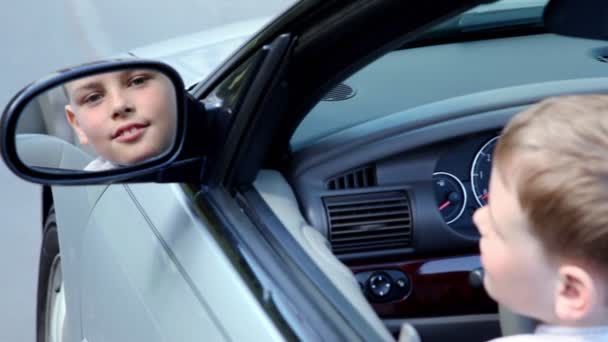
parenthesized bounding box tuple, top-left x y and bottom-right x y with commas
(15, 68, 178, 172)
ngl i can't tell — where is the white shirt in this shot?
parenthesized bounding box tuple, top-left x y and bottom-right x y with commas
(490, 325, 608, 342)
(84, 157, 116, 171)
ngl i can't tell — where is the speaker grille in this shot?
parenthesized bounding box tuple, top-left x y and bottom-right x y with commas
(322, 83, 356, 101)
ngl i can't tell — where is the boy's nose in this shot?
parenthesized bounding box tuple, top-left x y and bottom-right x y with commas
(112, 104, 134, 119)
(111, 94, 134, 119)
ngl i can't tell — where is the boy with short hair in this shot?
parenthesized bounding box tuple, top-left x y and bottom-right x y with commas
(64, 69, 177, 171)
(473, 95, 608, 341)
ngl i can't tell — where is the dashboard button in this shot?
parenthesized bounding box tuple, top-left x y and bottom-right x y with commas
(368, 272, 393, 298)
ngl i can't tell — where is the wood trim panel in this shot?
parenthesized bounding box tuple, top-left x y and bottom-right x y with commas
(348, 255, 497, 317)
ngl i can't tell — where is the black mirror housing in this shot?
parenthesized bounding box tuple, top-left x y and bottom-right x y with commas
(0, 59, 206, 185)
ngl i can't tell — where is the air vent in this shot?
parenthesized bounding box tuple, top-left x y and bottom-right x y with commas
(322, 83, 356, 101)
(326, 166, 376, 190)
(324, 191, 412, 254)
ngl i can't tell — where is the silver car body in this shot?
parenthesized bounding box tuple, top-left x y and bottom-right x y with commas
(54, 183, 285, 341)
(48, 17, 284, 342)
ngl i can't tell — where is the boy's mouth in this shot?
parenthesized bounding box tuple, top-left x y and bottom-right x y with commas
(113, 123, 149, 142)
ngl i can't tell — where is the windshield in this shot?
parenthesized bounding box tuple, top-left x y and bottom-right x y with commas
(291, 0, 552, 151)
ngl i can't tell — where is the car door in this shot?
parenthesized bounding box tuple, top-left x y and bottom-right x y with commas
(76, 183, 285, 342)
(182, 1, 488, 340)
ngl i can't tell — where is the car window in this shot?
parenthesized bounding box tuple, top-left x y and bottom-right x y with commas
(290, 0, 551, 151)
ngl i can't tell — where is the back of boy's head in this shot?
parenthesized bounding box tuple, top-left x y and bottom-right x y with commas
(494, 95, 608, 270)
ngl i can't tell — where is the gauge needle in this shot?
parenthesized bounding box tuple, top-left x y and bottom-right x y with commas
(439, 201, 450, 211)
(481, 193, 489, 201)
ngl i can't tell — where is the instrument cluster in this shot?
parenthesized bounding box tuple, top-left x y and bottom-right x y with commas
(432, 135, 499, 238)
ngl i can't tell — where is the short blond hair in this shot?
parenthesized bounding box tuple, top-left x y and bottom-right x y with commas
(494, 95, 608, 269)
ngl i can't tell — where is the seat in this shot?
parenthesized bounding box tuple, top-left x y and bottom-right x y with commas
(254, 169, 420, 342)
(15, 133, 92, 170)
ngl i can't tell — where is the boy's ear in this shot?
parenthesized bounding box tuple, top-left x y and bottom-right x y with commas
(554, 264, 595, 322)
(65, 105, 89, 145)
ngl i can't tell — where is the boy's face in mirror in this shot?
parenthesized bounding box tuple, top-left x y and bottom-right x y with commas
(64, 69, 177, 166)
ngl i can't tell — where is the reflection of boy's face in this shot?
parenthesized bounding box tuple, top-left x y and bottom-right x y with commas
(65, 69, 177, 166)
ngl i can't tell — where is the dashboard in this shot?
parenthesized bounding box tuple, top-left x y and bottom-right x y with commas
(286, 32, 608, 321)
(289, 112, 510, 318)
(290, 103, 522, 260)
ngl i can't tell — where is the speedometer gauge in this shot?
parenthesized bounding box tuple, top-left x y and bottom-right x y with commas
(470, 136, 499, 207)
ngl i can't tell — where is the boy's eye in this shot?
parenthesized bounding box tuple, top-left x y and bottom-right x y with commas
(128, 75, 150, 87)
(82, 93, 103, 105)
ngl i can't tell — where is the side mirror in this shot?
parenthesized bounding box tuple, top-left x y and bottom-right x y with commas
(544, 0, 608, 40)
(1, 59, 190, 184)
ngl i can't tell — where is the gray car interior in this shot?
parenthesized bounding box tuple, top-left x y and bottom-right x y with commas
(255, 32, 608, 339)
(253, 169, 399, 341)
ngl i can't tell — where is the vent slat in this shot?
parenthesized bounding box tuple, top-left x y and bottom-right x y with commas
(330, 211, 409, 221)
(332, 215, 411, 224)
(324, 191, 412, 254)
(332, 232, 411, 242)
(327, 202, 407, 213)
(331, 225, 412, 235)
(327, 198, 406, 208)
(330, 217, 410, 228)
